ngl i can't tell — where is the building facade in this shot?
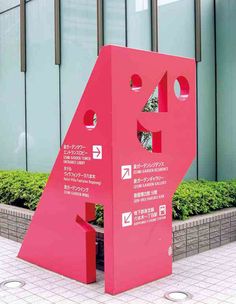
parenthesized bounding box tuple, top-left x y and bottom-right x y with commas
(0, 0, 235, 180)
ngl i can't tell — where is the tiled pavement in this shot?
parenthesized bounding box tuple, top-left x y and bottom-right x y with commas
(0, 237, 236, 304)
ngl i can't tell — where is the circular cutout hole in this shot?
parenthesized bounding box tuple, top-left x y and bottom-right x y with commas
(84, 110, 97, 131)
(1, 280, 25, 289)
(174, 76, 189, 101)
(164, 291, 192, 302)
(130, 74, 142, 92)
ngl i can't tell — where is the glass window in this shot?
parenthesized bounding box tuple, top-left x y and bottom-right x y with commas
(26, 0, 60, 172)
(159, 0, 196, 179)
(216, 0, 236, 180)
(0, 0, 19, 13)
(198, 0, 216, 180)
(127, 0, 151, 50)
(60, 0, 97, 139)
(0, 7, 26, 170)
(104, 0, 126, 46)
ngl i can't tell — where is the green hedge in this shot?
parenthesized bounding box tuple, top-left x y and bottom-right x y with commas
(173, 180, 236, 220)
(0, 171, 48, 211)
(1, 171, 236, 227)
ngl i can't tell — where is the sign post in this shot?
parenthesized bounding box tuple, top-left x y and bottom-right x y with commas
(18, 45, 196, 295)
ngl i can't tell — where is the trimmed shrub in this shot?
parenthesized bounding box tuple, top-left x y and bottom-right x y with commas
(172, 180, 236, 220)
(1, 171, 236, 227)
(0, 171, 48, 211)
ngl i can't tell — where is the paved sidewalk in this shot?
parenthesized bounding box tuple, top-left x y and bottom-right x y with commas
(0, 236, 236, 304)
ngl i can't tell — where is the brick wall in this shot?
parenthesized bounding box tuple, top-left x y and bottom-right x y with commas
(0, 205, 32, 243)
(1, 204, 236, 267)
(172, 208, 236, 261)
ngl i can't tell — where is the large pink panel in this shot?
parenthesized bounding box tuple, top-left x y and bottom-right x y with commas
(18, 46, 196, 295)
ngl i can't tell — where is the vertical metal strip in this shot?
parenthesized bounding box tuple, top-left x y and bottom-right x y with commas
(151, 0, 158, 52)
(213, 0, 218, 181)
(54, 0, 62, 145)
(54, 0, 61, 65)
(125, 0, 128, 47)
(59, 66, 62, 147)
(20, 0, 26, 72)
(196, 63, 199, 179)
(97, 0, 104, 55)
(194, 0, 201, 62)
(194, 0, 201, 179)
(24, 68, 28, 171)
(20, 0, 28, 169)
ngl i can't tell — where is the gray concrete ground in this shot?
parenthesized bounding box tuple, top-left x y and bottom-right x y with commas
(0, 236, 236, 304)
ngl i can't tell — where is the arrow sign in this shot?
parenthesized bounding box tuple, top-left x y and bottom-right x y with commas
(122, 212, 132, 227)
(124, 212, 132, 223)
(121, 165, 132, 180)
(92, 145, 102, 159)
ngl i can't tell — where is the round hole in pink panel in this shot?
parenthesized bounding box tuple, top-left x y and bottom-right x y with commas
(130, 74, 142, 92)
(174, 76, 190, 101)
(84, 110, 97, 131)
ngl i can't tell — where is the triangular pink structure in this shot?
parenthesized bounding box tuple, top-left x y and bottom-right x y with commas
(18, 46, 196, 294)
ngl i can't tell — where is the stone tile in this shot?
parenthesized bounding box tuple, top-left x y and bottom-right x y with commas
(173, 252, 186, 261)
(186, 249, 198, 257)
(173, 241, 186, 250)
(173, 229, 186, 238)
(210, 220, 220, 227)
(187, 226, 198, 234)
(221, 228, 231, 236)
(187, 237, 198, 245)
(187, 231, 198, 239)
(198, 223, 209, 230)
(174, 247, 186, 255)
(0, 236, 236, 304)
(199, 245, 210, 253)
(187, 242, 198, 251)
(173, 234, 186, 243)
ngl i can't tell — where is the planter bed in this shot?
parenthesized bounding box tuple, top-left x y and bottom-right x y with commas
(1, 204, 236, 270)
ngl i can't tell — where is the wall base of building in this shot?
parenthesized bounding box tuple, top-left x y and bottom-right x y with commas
(0, 204, 236, 270)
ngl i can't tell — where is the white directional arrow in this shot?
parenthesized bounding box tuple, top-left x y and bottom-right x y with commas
(92, 145, 102, 159)
(122, 212, 133, 227)
(121, 165, 132, 180)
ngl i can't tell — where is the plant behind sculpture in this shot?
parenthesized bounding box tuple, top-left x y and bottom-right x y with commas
(138, 88, 158, 151)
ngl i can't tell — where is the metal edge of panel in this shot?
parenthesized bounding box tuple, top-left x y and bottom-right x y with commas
(151, 0, 158, 52)
(20, 0, 26, 72)
(194, 0, 201, 179)
(54, 0, 62, 145)
(125, 0, 128, 47)
(97, 0, 104, 55)
(213, 0, 218, 181)
(194, 0, 202, 62)
(54, 0, 61, 65)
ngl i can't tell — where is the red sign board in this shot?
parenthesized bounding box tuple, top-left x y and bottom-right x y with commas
(18, 46, 196, 295)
